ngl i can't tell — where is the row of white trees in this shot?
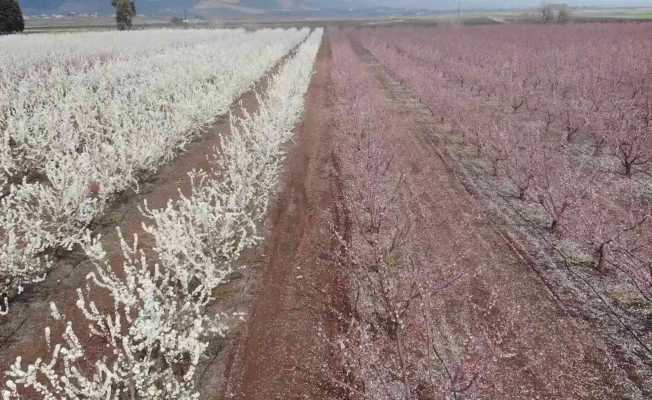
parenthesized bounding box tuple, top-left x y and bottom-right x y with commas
(0, 28, 309, 309)
(2, 28, 323, 400)
(0, 29, 246, 72)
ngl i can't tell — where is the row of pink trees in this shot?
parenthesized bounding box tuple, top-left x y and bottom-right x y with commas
(354, 24, 651, 304)
(325, 30, 481, 400)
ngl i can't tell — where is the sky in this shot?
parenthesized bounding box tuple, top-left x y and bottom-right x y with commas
(366, 1, 652, 10)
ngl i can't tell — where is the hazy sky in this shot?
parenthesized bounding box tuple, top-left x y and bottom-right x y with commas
(364, 0, 651, 9)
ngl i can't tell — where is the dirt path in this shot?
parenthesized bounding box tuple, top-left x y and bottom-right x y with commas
(221, 37, 343, 400)
(338, 34, 635, 399)
(0, 45, 301, 386)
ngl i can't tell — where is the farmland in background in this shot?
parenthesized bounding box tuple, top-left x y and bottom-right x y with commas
(19, 5, 652, 34)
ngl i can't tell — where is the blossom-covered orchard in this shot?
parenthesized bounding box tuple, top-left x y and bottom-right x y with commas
(2, 28, 323, 399)
(354, 23, 652, 311)
(0, 28, 309, 310)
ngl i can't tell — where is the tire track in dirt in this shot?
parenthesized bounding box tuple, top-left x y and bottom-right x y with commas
(221, 36, 346, 400)
(0, 41, 305, 392)
(346, 33, 640, 399)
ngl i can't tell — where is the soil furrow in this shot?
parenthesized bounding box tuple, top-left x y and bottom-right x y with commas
(221, 37, 339, 400)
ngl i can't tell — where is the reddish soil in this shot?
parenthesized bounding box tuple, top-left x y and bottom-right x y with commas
(221, 37, 343, 400)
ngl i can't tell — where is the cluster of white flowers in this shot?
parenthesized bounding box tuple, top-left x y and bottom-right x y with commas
(0, 28, 308, 307)
(2, 28, 323, 400)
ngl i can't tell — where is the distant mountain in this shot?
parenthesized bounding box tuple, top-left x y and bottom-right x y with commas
(18, 0, 362, 15)
(19, 1, 190, 15)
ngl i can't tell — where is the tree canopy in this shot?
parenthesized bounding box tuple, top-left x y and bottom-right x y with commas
(111, 0, 136, 30)
(0, 0, 24, 34)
